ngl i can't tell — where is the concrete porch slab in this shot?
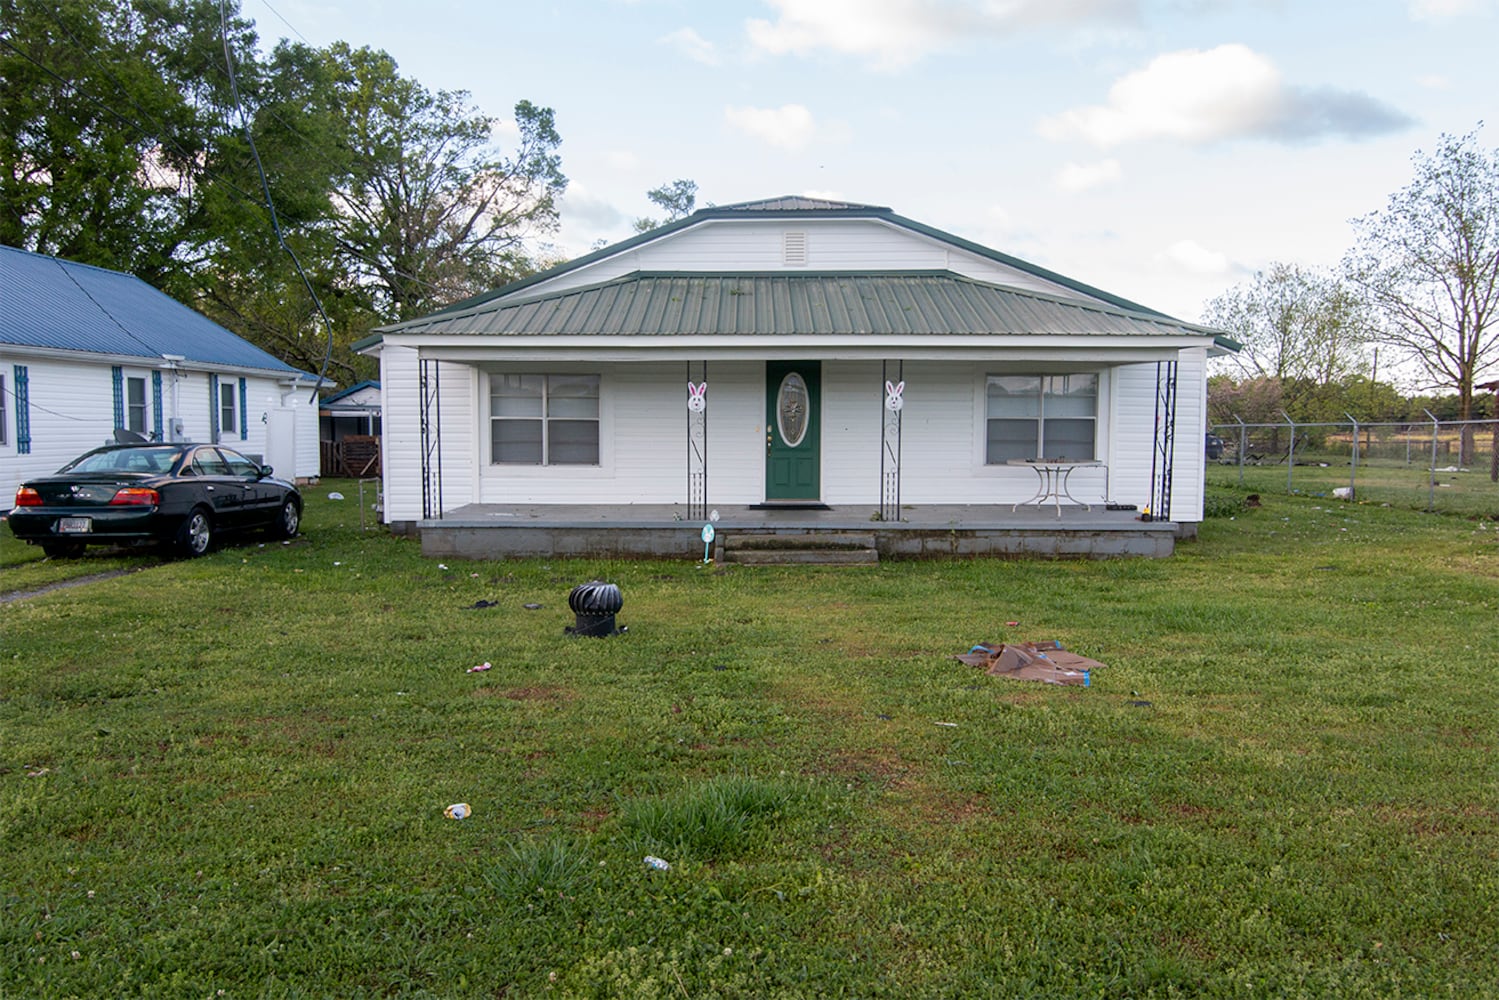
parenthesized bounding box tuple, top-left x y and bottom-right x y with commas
(415, 503, 1181, 560)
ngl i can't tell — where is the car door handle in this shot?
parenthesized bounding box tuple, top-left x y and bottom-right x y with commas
(206, 486, 216, 492)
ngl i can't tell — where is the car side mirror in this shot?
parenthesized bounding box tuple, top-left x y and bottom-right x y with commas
(257, 466, 273, 479)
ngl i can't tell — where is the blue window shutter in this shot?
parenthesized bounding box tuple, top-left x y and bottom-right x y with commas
(239, 378, 248, 440)
(14, 365, 31, 455)
(112, 366, 124, 430)
(209, 374, 220, 443)
(152, 371, 163, 441)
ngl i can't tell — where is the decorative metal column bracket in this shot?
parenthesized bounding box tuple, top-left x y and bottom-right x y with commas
(880, 360, 904, 522)
(1148, 360, 1177, 521)
(419, 355, 443, 520)
(686, 361, 708, 520)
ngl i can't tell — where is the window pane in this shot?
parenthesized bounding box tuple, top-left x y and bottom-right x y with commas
(492, 420, 542, 464)
(220, 384, 236, 432)
(1042, 374, 1097, 417)
(986, 418, 1037, 463)
(986, 376, 1040, 418)
(546, 375, 599, 419)
(548, 420, 599, 464)
(490, 374, 543, 418)
(1043, 418, 1095, 460)
(193, 449, 230, 476)
(127, 378, 147, 433)
(221, 449, 259, 477)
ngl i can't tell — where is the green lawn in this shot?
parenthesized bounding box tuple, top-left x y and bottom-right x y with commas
(3, 484, 1496, 997)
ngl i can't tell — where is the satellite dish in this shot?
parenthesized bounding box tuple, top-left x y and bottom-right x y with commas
(113, 428, 149, 444)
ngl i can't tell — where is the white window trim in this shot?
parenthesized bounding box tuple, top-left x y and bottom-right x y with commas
(485, 370, 607, 470)
(972, 369, 1108, 471)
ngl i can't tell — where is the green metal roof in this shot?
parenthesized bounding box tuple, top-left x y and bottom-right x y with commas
(416, 196, 1172, 323)
(373, 271, 1222, 340)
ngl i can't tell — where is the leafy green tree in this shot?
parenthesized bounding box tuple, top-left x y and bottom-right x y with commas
(322, 43, 566, 322)
(0, 0, 254, 283)
(1345, 127, 1499, 461)
(632, 178, 698, 233)
(1202, 262, 1370, 392)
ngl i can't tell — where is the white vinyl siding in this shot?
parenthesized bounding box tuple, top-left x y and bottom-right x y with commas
(521, 219, 1113, 304)
(0, 353, 320, 503)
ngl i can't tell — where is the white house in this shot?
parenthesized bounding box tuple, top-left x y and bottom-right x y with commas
(355, 197, 1235, 556)
(1, 244, 322, 504)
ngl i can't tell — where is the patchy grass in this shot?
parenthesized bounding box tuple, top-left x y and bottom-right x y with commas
(1, 483, 1496, 996)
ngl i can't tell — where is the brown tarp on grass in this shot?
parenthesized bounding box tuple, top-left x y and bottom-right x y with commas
(956, 640, 1105, 686)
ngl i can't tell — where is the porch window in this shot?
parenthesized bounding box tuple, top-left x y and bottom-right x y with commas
(489, 374, 599, 465)
(985, 374, 1097, 462)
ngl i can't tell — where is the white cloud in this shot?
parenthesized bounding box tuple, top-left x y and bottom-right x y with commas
(1038, 44, 1411, 147)
(745, 0, 1137, 70)
(1055, 158, 1122, 191)
(560, 184, 626, 231)
(1415, 74, 1451, 89)
(1163, 239, 1234, 276)
(1408, 0, 1493, 20)
(659, 26, 720, 65)
(724, 103, 818, 149)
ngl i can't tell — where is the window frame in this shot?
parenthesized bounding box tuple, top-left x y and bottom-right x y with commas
(219, 381, 238, 436)
(983, 372, 1100, 464)
(487, 372, 601, 467)
(125, 375, 148, 435)
(0, 372, 7, 446)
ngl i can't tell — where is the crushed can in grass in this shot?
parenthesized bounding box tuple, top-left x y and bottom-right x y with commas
(643, 855, 670, 871)
(445, 803, 472, 820)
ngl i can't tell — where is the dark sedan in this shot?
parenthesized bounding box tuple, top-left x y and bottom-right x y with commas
(8, 443, 301, 558)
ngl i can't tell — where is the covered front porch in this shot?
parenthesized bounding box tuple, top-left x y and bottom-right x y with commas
(415, 501, 1182, 561)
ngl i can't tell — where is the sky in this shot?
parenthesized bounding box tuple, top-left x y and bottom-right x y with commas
(247, 0, 1498, 323)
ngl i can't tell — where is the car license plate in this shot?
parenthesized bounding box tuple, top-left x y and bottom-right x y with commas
(58, 517, 92, 533)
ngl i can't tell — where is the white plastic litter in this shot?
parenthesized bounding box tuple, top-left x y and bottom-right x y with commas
(328, 492, 344, 500)
(644, 855, 670, 870)
(445, 803, 471, 820)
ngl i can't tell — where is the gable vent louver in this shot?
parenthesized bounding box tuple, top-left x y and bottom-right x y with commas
(783, 232, 807, 267)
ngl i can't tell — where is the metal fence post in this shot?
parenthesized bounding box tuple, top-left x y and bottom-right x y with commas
(1283, 411, 1296, 493)
(1234, 415, 1247, 486)
(1346, 413, 1359, 498)
(1425, 409, 1439, 512)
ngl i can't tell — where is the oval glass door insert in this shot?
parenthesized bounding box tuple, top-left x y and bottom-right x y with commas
(777, 372, 809, 447)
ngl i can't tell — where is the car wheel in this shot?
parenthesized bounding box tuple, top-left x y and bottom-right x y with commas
(273, 498, 301, 539)
(41, 540, 86, 559)
(175, 507, 213, 558)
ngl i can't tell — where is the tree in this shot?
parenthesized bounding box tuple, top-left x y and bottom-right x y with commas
(632, 178, 697, 233)
(322, 44, 567, 322)
(0, 0, 255, 283)
(1345, 127, 1499, 462)
(1202, 262, 1370, 390)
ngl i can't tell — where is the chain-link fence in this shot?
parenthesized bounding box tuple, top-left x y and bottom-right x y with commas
(1208, 417, 1499, 516)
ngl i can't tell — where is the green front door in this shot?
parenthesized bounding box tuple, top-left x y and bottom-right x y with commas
(765, 361, 821, 501)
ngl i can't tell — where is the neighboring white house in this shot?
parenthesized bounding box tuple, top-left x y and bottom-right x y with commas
(1, 244, 322, 503)
(355, 197, 1235, 534)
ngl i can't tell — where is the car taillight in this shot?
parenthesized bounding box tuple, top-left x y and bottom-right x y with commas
(14, 487, 42, 507)
(109, 488, 160, 506)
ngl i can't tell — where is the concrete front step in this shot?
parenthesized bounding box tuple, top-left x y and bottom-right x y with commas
(721, 531, 879, 565)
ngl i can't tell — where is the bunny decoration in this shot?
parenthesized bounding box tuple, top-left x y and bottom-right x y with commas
(884, 380, 905, 412)
(687, 381, 707, 412)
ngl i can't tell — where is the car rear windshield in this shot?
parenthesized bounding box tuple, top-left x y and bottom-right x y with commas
(62, 447, 184, 475)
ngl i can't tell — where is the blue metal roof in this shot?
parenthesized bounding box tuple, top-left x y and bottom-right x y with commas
(0, 244, 315, 378)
